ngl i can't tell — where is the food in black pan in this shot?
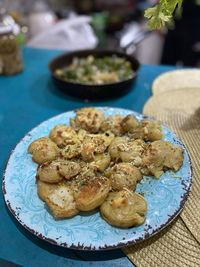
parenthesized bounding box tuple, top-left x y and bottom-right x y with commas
(54, 55, 134, 85)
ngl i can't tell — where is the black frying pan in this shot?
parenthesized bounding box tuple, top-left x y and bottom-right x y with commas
(49, 49, 140, 100)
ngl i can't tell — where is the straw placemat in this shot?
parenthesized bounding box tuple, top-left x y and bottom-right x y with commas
(147, 87, 200, 116)
(123, 88, 200, 266)
(124, 217, 200, 267)
(143, 88, 200, 244)
(152, 69, 200, 95)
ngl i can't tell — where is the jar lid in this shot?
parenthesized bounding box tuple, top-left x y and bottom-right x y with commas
(0, 11, 20, 36)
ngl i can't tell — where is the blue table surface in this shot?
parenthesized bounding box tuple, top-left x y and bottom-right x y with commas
(0, 48, 175, 267)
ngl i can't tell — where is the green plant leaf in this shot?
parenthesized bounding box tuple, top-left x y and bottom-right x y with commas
(144, 0, 183, 29)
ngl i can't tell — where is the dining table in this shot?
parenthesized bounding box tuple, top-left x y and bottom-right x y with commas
(0, 47, 176, 267)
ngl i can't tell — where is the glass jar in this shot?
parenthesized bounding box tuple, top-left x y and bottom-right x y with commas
(0, 23, 23, 75)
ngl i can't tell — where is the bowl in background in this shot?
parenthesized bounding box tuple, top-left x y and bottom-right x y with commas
(49, 49, 140, 100)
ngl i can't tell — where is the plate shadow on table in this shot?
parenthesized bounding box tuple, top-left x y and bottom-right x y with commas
(5, 203, 126, 262)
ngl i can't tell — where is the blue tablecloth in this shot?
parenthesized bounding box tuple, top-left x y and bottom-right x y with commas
(0, 48, 175, 267)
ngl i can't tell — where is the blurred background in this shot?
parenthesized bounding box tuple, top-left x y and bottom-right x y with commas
(1, 0, 200, 66)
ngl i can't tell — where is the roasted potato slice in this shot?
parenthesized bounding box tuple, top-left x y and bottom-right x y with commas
(28, 137, 59, 164)
(37, 161, 63, 183)
(60, 142, 82, 159)
(119, 139, 146, 166)
(49, 125, 78, 147)
(68, 162, 97, 191)
(37, 180, 57, 201)
(128, 120, 163, 142)
(100, 115, 124, 136)
(142, 140, 184, 178)
(121, 115, 139, 132)
(81, 132, 114, 162)
(109, 137, 146, 166)
(81, 138, 96, 162)
(58, 160, 81, 180)
(109, 163, 142, 191)
(71, 107, 104, 133)
(108, 136, 129, 161)
(45, 183, 79, 219)
(77, 162, 97, 179)
(141, 120, 163, 141)
(91, 153, 111, 172)
(100, 190, 147, 228)
(77, 128, 87, 141)
(74, 176, 111, 211)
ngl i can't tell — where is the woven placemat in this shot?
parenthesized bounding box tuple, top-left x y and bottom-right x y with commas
(147, 88, 200, 116)
(152, 69, 200, 95)
(123, 88, 200, 266)
(143, 88, 200, 244)
(124, 217, 200, 267)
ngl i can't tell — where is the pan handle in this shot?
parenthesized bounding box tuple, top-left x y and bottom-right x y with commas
(122, 29, 151, 55)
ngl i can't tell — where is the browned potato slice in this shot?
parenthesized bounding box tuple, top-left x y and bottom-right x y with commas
(37, 161, 63, 183)
(102, 131, 115, 146)
(79, 162, 97, 178)
(28, 137, 55, 154)
(49, 125, 78, 147)
(71, 107, 104, 133)
(108, 136, 129, 161)
(164, 145, 183, 170)
(37, 180, 57, 201)
(109, 163, 142, 191)
(109, 137, 146, 166)
(100, 190, 147, 228)
(127, 127, 144, 140)
(77, 129, 87, 141)
(91, 153, 111, 172)
(45, 184, 79, 219)
(119, 139, 146, 166)
(121, 115, 139, 132)
(142, 140, 184, 178)
(128, 120, 163, 142)
(69, 162, 97, 192)
(74, 176, 111, 211)
(81, 132, 114, 162)
(60, 142, 82, 159)
(141, 120, 163, 141)
(28, 137, 59, 164)
(87, 133, 112, 154)
(58, 160, 81, 180)
(81, 139, 96, 162)
(100, 115, 124, 136)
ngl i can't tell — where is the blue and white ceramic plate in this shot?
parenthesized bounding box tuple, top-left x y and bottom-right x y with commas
(3, 107, 192, 250)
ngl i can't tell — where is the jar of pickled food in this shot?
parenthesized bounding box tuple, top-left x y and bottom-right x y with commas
(0, 22, 23, 75)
